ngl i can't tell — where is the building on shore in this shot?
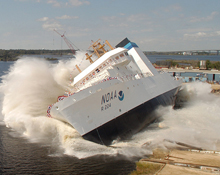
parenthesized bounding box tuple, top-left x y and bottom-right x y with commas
(159, 68, 220, 83)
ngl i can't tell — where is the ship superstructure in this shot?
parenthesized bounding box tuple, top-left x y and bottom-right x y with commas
(48, 38, 180, 145)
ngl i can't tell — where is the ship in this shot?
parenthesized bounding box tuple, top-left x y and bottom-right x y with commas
(47, 38, 181, 146)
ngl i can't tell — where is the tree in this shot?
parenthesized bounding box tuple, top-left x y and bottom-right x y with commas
(170, 60, 179, 67)
(213, 62, 220, 70)
(206, 60, 212, 70)
(197, 61, 200, 68)
(3, 50, 10, 61)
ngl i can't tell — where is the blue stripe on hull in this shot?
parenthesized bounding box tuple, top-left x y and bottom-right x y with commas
(83, 87, 178, 146)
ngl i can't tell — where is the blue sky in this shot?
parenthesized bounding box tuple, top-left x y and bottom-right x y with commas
(0, 0, 220, 51)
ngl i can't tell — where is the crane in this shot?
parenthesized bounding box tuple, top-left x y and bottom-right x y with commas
(53, 29, 78, 55)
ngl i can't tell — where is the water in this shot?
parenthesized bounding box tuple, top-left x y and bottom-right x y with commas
(147, 54, 220, 63)
(0, 53, 220, 174)
(0, 125, 135, 174)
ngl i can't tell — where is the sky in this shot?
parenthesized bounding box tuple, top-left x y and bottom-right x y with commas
(0, 0, 220, 51)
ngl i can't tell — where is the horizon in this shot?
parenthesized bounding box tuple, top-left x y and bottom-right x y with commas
(0, 48, 220, 53)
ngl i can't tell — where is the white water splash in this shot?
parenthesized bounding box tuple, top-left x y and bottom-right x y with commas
(1, 55, 220, 159)
(127, 82, 220, 151)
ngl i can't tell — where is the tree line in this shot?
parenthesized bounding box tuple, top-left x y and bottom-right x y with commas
(206, 60, 220, 70)
(1, 50, 220, 71)
(0, 49, 73, 61)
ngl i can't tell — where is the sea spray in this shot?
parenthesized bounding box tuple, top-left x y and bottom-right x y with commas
(1, 56, 220, 158)
(0, 54, 120, 158)
(0, 56, 82, 143)
(51, 51, 90, 89)
(129, 82, 220, 151)
(1, 58, 65, 117)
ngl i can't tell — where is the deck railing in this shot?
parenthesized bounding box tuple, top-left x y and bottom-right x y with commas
(47, 72, 153, 117)
(72, 72, 153, 92)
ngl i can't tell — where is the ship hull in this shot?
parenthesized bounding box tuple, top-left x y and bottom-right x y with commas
(83, 87, 178, 145)
(50, 72, 180, 146)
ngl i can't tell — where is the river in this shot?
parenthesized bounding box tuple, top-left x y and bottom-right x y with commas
(147, 54, 220, 63)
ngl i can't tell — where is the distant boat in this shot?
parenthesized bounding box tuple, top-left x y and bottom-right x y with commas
(47, 38, 181, 145)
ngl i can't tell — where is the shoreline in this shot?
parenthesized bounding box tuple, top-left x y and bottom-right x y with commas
(131, 143, 220, 175)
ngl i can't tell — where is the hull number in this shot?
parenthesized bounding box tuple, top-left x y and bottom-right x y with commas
(101, 103, 111, 111)
(101, 90, 124, 111)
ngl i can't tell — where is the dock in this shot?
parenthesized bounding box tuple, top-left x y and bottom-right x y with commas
(131, 148, 220, 175)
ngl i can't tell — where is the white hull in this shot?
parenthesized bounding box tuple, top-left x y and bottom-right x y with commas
(51, 73, 179, 145)
(48, 38, 181, 145)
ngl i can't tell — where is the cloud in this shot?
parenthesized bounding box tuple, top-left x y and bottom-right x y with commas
(37, 17, 62, 31)
(153, 4, 182, 14)
(215, 31, 220, 36)
(177, 28, 212, 34)
(184, 32, 207, 39)
(67, 0, 90, 6)
(38, 15, 78, 32)
(14, 0, 41, 2)
(101, 13, 150, 28)
(3, 32, 11, 37)
(184, 31, 220, 39)
(14, 0, 30, 2)
(37, 17, 49, 21)
(163, 4, 182, 13)
(190, 11, 218, 23)
(42, 20, 62, 31)
(46, 0, 90, 7)
(101, 16, 117, 22)
(47, 0, 61, 7)
(56, 15, 79, 20)
(15, 0, 90, 7)
(127, 14, 150, 22)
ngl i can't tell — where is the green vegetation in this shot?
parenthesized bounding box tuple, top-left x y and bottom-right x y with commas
(155, 59, 199, 69)
(170, 60, 179, 67)
(0, 49, 73, 61)
(206, 60, 212, 69)
(155, 59, 220, 70)
(144, 51, 218, 56)
(144, 51, 182, 55)
(206, 60, 220, 70)
(0, 50, 14, 61)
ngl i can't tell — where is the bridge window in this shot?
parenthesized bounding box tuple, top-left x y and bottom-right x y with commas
(120, 53, 124, 57)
